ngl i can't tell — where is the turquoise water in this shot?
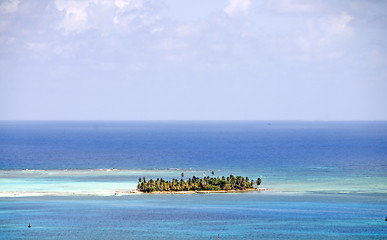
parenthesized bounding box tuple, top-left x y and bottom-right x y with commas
(1, 168, 386, 197)
(0, 121, 387, 239)
(1, 194, 386, 239)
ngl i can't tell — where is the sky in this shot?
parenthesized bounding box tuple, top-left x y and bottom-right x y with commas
(0, 0, 386, 120)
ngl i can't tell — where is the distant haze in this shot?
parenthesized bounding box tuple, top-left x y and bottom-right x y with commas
(1, 0, 386, 120)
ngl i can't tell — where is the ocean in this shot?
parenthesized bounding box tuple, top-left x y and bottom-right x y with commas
(0, 121, 386, 239)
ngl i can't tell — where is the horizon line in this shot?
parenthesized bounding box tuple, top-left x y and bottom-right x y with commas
(1, 119, 386, 122)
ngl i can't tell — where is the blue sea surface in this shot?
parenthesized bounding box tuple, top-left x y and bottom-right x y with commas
(1, 121, 386, 171)
(1, 193, 386, 240)
(0, 121, 386, 239)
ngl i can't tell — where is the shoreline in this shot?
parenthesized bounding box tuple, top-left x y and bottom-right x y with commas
(0, 188, 267, 197)
(138, 188, 268, 194)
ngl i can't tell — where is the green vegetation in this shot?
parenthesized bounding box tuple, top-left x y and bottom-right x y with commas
(137, 174, 262, 193)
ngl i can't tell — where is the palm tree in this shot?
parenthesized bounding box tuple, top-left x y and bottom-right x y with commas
(256, 178, 262, 186)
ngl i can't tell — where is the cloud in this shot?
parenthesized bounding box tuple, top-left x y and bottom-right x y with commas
(112, 0, 160, 32)
(114, 0, 143, 12)
(113, 0, 143, 25)
(53, 0, 158, 35)
(317, 12, 353, 47)
(224, 0, 251, 17)
(327, 12, 353, 36)
(55, 0, 92, 35)
(296, 12, 354, 58)
(0, 0, 19, 13)
(268, 0, 321, 13)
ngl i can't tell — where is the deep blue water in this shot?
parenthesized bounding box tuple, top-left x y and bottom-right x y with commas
(1, 121, 387, 239)
(1, 121, 386, 170)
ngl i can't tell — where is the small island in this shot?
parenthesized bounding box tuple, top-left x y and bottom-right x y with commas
(137, 174, 262, 193)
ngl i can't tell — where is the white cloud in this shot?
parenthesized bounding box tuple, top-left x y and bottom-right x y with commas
(318, 12, 353, 46)
(112, 0, 160, 32)
(114, 0, 129, 10)
(114, 0, 143, 12)
(224, 0, 251, 17)
(113, 0, 144, 25)
(55, 0, 93, 35)
(327, 12, 353, 36)
(0, 0, 19, 13)
(52, 0, 158, 35)
(296, 12, 353, 58)
(268, 0, 320, 13)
